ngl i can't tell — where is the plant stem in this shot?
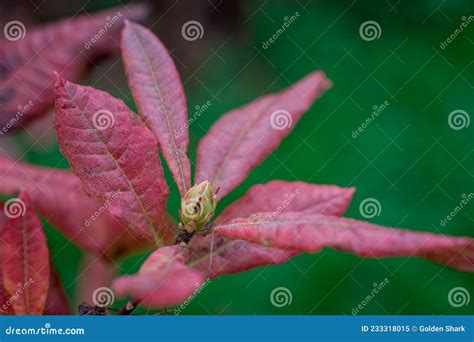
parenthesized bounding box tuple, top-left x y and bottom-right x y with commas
(118, 298, 139, 315)
(117, 229, 198, 314)
(174, 230, 195, 244)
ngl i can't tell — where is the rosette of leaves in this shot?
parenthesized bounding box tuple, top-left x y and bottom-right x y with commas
(0, 20, 472, 314)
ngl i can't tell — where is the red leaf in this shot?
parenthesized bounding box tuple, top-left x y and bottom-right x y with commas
(54, 77, 171, 244)
(0, 270, 14, 315)
(0, 209, 14, 315)
(214, 212, 474, 272)
(121, 21, 191, 196)
(186, 235, 297, 278)
(0, 5, 148, 129)
(217, 181, 355, 223)
(195, 72, 331, 199)
(75, 253, 118, 305)
(112, 245, 205, 308)
(186, 181, 353, 277)
(1, 190, 50, 315)
(44, 266, 70, 315)
(0, 157, 124, 253)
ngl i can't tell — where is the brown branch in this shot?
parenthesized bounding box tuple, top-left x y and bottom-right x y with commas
(118, 298, 139, 315)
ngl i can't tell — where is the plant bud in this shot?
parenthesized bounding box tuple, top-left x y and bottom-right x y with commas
(179, 181, 217, 233)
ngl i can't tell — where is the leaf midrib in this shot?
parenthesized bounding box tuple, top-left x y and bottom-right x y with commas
(63, 86, 162, 246)
(211, 98, 273, 187)
(214, 216, 355, 229)
(129, 27, 188, 194)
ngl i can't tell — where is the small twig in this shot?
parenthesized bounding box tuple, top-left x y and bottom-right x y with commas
(155, 307, 177, 315)
(117, 231, 194, 315)
(78, 302, 106, 315)
(174, 230, 195, 244)
(118, 299, 139, 315)
(118, 214, 216, 315)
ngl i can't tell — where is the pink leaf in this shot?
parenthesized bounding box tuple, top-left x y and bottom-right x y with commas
(0, 5, 148, 129)
(217, 181, 355, 223)
(54, 77, 172, 244)
(121, 21, 191, 196)
(0, 270, 14, 315)
(1, 190, 50, 315)
(186, 181, 354, 277)
(0, 157, 124, 253)
(214, 212, 474, 273)
(75, 253, 118, 305)
(0, 209, 14, 315)
(186, 235, 297, 278)
(44, 266, 70, 315)
(195, 72, 331, 199)
(112, 245, 205, 308)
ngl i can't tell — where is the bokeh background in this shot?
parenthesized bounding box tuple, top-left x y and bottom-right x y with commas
(0, 0, 472, 315)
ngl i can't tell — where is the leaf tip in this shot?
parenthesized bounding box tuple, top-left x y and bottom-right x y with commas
(309, 70, 332, 92)
(347, 186, 356, 196)
(54, 73, 66, 90)
(110, 276, 129, 298)
(319, 71, 333, 90)
(122, 19, 141, 32)
(124, 3, 150, 22)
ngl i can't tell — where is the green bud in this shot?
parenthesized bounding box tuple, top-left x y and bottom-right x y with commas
(179, 181, 217, 233)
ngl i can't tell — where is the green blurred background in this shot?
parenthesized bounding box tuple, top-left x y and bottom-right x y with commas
(3, 0, 473, 314)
